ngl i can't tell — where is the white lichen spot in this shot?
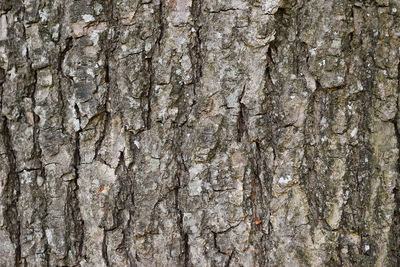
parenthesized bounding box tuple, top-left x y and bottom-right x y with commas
(332, 39, 341, 49)
(357, 80, 364, 91)
(262, 0, 281, 14)
(145, 42, 152, 53)
(176, 69, 182, 75)
(149, 158, 159, 171)
(82, 14, 95, 23)
(45, 229, 53, 244)
(86, 68, 94, 78)
(39, 9, 49, 22)
(134, 140, 140, 148)
(189, 164, 204, 177)
(94, 3, 103, 15)
(0, 15, 7, 41)
(278, 176, 291, 185)
(73, 118, 80, 132)
(350, 128, 358, 137)
(189, 180, 202, 196)
(90, 32, 100, 46)
(37, 176, 44, 187)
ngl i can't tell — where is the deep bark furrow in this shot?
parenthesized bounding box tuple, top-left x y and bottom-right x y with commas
(2, 117, 21, 264)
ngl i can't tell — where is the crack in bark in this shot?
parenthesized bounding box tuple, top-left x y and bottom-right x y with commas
(64, 104, 84, 263)
(237, 85, 247, 142)
(115, 150, 137, 266)
(145, 1, 165, 130)
(173, 130, 190, 266)
(0, 67, 5, 113)
(389, 58, 400, 265)
(30, 67, 51, 266)
(102, 230, 110, 267)
(189, 0, 203, 97)
(175, 172, 190, 267)
(57, 36, 73, 133)
(225, 249, 235, 267)
(1, 117, 21, 265)
(94, 111, 110, 161)
(212, 231, 236, 265)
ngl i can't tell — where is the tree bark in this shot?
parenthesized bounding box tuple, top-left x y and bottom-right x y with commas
(0, 0, 399, 266)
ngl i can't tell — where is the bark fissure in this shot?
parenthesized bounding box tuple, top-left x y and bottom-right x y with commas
(389, 59, 400, 265)
(175, 170, 190, 267)
(189, 0, 203, 96)
(102, 230, 110, 267)
(145, 1, 165, 130)
(64, 103, 84, 262)
(237, 85, 247, 142)
(29, 66, 51, 266)
(2, 117, 22, 265)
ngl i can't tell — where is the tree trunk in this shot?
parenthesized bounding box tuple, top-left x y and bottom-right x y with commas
(0, 0, 399, 266)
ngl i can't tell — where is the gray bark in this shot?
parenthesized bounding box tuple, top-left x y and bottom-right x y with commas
(0, 0, 399, 266)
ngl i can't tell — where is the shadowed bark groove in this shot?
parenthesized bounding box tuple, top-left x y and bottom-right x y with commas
(2, 118, 21, 265)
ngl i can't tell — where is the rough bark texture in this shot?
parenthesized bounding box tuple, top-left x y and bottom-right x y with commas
(0, 0, 400, 266)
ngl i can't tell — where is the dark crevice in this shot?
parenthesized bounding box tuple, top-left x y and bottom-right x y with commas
(301, 80, 326, 233)
(251, 141, 268, 226)
(252, 141, 269, 266)
(102, 231, 110, 267)
(145, 56, 154, 130)
(64, 103, 84, 263)
(95, 0, 115, 160)
(102, 152, 131, 233)
(145, 1, 165, 130)
(212, 231, 236, 265)
(175, 172, 190, 267)
(124, 134, 139, 267)
(389, 60, 400, 265)
(212, 232, 226, 255)
(57, 36, 73, 133)
(0, 67, 5, 113)
(189, 0, 203, 96)
(1, 117, 21, 265)
(29, 68, 50, 266)
(58, 37, 73, 74)
(94, 111, 110, 161)
(237, 85, 247, 142)
(173, 129, 190, 266)
(225, 249, 235, 267)
(207, 8, 239, 13)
